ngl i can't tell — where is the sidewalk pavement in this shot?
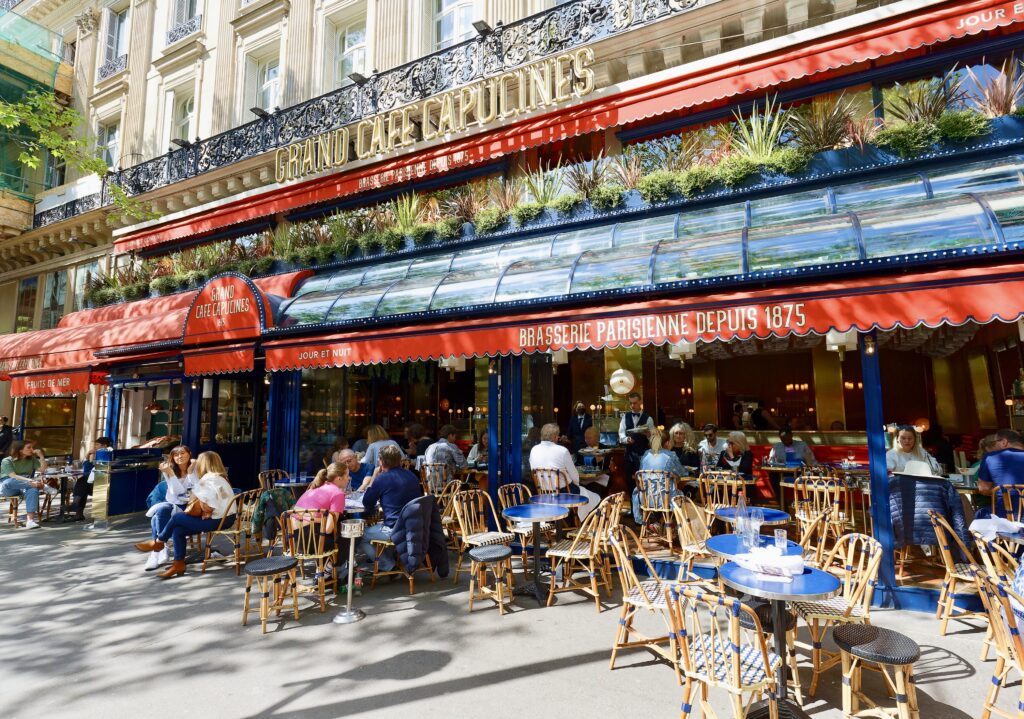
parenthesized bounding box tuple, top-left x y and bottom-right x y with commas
(0, 517, 992, 719)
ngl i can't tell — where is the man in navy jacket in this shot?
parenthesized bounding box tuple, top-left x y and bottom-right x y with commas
(358, 444, 422, 571)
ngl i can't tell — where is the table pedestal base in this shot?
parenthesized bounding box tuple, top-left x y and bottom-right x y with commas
(512, 582, 555, 605)
(746, 698, 812, 719)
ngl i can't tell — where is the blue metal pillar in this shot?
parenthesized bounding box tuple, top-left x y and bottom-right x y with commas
(181, 380, 201, 450)
(104, 385, 122, 445)
(860, 331, 897, 607)
(487, 359, 500, 503)
(509, 354, 523, 486)
(267, 371, 301, 476)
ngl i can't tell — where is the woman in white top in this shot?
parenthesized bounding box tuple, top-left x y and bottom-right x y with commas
(134, 451, 235, 579)
(143, 445, 199, 571)
(467, 433, 488, 465)
(886, 426, 942, 474)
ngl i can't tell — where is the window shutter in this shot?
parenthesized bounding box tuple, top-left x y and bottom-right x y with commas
(173, 0, 187, 27)
(104, 10, 117, 62)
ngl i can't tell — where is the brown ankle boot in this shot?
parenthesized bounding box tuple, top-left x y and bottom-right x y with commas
(135, 539, 165, 553)
(158, 560, 186, 579)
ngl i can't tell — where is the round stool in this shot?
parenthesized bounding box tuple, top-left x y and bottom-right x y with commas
(740, 602, 803, 705)
(467, 544, 514, 615)
(6, 496, 21, 528)
(833, 624, 921, 719)
(242, 555, 300, 634)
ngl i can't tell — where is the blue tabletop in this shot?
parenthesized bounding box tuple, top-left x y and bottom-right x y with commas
(530, 493, 588, 507)
(719, 561, 840, 602)
(706, 533, 802, 559)
(715, 507, 790, 525)
(503, 503, 571, 522)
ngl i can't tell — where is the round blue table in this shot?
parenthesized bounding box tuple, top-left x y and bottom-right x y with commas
(503, 503, 570, 605)
(529, 493, 588, 507)
(719, 561, 840, 718)
(705, 533, 802, 559)
(715, 506, 790, 527)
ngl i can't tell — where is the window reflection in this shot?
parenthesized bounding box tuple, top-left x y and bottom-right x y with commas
(571, 244, 655, 294)
(860, 195, 996, 256)
(748, 216, 860, 272)
(494, 257, 575, 303)
(653, 231, 744, 283)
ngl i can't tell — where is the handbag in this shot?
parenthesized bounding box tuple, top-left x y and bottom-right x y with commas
(184, 498, 205, 517)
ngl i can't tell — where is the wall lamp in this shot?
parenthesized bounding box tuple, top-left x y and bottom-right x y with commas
(472, 20, 494, 36)
(348, 72, 370, 86)
(170, 138, 191, 149)
(249, 107, 271, 120)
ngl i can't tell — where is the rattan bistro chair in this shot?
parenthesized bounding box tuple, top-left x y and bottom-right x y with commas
(975, 572, 1024, 719)
(972, 530, 1020, 584)
(201, 489, 263, 575)
(420, 462, 452, 495)
(635, 469, 680, 548)
(666, 585, 781, 719)
(794, 533, 883, 697)
(794, 477, 849, 545)
(451, 490, 514, 583)
(995, 485, 1024, 522)
(671, 495, 713, 569)
(532, 467, 568, 495)
(258, 469, 289, 491)
(498, 483, 553, 566)
(545, 497, 616, 612)
(282, 509, 339, 612)
(436, 479, 463, 551)
(698, 472, 745, 530)
(796, 503, 831, 568)
(929, 510, 986, 638)
(6, 496, 20, 528)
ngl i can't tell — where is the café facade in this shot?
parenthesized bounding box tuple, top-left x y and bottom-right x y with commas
(4, 0, 1024, 609)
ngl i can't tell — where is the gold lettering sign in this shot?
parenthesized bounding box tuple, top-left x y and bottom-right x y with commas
(275, 48, 597, 184)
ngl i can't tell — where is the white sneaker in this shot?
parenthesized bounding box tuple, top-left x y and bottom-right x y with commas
(43, 485, 59, 496)
(24, 520, 40, 529)
(145, 552, 160, 571)
(157, 547, 170, 566)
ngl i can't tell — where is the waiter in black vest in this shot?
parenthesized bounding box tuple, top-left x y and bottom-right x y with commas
(618, 391, 655, 487)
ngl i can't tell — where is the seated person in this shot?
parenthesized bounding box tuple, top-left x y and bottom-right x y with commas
(360, 425, 405, 473)
(358, 444, 423, 572)
(529, 422, 600, 520)
(329, 436, 350, 465)
(339, 448, 373, 492)
(574, 425, 610, 498)
(423, 424, 467, 474)
(0, 440, 48, 529)
(467, 433, 488, 466)
(632, 429, 685, 524)
(669, 422, 700, 474)
(296, 462, 349, 514)
(886, 425, 942, 475)
(71, 436, 113, 521)
(404, 423, 432, 459)
(134, 451, 235, 580)
(718, 431, 754, 480)
(889, 459, 968, 551)
(142, 445, 198, 571)
(768, 426, 816, 466)
(977, 429, 1024, 518)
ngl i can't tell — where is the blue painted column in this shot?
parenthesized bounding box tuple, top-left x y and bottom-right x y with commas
(267, 371, 301, 476)
(103, 385, 122, 444)
(181, 380, 201, 450)
(487, 359, 500, 502)
(860, 331, 897, 607)
(509, 354, 523, 486)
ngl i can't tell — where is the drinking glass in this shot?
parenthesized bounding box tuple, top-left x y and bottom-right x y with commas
(774, 528, 787, 550)
(747, 507, 765, 550)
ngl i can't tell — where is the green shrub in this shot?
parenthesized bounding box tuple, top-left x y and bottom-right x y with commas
(434, 216, 463, 241)
(549, 192, 583, 216)
(410, 223, 434, 245)
(511, 201, 545, 226)
(714, 155, 759, 187)
(380, 228, 404, 252)
(121, 283, 149, 302)
(677, 165, 717, 197)
(93, 286, 120, 306)
(473, 207, 508, 234)
(873, 121, 940, 158)
(296, 245, 321, 266)
(358, 231, 382, 253)
(181, 270, 206, 287)
(332, 237, 357, 259)
(589, 183, 625, 211)
(250, 256, 275, 276)
(935, 109, 991, 143)
(314, 244, 335, 265)
(636, 170, 680, 204)
(763, 147, 811, 175)
(150, 276, 179, 295)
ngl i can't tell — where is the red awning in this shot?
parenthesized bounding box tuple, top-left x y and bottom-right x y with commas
(263, 262, 1024, 370)
(114, 0, 1024, 254)
(9, 369, 93, 397)
(183, 344, 255, 377)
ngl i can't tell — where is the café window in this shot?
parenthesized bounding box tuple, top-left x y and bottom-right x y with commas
(97, 120, 120, 168)
(14, 276, 38, 333)
(333, 17, 366, 87)
(199, 379, 255, 444)
(72, 260, 100, 312)
(24, 398, 76, 457)
(171, 93, 194, 144)
(251, 56, 280, 112)
(434, 0, 474, 50)
(39, 271, 67, 331)
(118, 382, 186, 449)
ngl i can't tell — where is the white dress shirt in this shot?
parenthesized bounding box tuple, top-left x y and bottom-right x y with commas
(618, 412, 655, 443)
(529, 441, 579, 487)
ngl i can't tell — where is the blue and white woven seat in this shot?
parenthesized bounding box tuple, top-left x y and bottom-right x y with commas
(690, 634, 782, 685)
(793, 595, 865, 621)
(624, 579, 671, 608)
(463, 530, 514, 547)
(547, 537, 591, 559)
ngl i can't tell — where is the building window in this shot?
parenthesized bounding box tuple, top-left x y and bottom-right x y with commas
(104, 8, 128, 63)
(40, 271, 67, 331)
(97, 121, 120, 168)
(44, 151, 66, 189)
(334, 18, 366, 87)
(172, 94, 195, 142)
(167, 0, 201, 45)
(434, 0, 474, 50)
(173, 0, 199, 23)
(72, 260, 100, 312)
(255, 56, 280, 112)
(14, 277, 38, 334)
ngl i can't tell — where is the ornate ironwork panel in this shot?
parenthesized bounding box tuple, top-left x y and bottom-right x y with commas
(166, 14, 202, 46)
(97, 53, 127, 81)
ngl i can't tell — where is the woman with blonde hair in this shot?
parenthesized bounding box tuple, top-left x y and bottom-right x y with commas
(141, 445, 198, 571)
(886, 425, 941, 474)
(295, 462, 348, 514)
(632, 429, 686, 524)
(718, 430, 754, 479)
(669, 422, 700, 472)
(360, 424, 404, 471)
(134, 451, 235, 579)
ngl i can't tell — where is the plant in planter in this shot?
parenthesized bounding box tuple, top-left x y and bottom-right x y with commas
(358, 231, 383, 254)
(789, 94, 856, 152)
(84, 271, 120, 307)
(391, 193, 421, 236)
(968, 56, 1024, 117)
(473, 207, 508, 234)
(433, 216, 463, 241)
(379, 227, 404, 252)
(935, 109, 991, 142)
(522, 163, 563, 205)
(637, 170, 680, 203)
(873, 122, 941, 158)
(677, 164, 717, 197)
(612, 151, 645, 189)
(270, 225, 295, 261)
(150, 275, 180, 295)
(877, 69, 968, 157)
(549, 192, 583, 215)
(731, 96, 791, 164)
(410, 223, 434, 245)
(439, 181, 488, 224)
(510, 201, 545, 225)
(589, 183, 625, 210)
(488, 176, 524, 214)
(714, 155, 759, 187)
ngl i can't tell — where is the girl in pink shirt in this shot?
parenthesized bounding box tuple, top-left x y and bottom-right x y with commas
(295, 463, 348, 514)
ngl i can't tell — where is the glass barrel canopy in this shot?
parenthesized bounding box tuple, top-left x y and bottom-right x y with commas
(677, 204, 746, 236)
(430, 270, 501, 311)
(653, 230, 744, 284)
(406, 253, 455, 278)
(358, 259, 413, 285)
(452, 244, 505, 275)
(832, 174, 928, 212)
(570, 243, 656, 295)
(749, 189, 830, 227)
(323, 282, 394, 323)
(981, 188, 1024, 244)
(614, 215, 677, 247)
(496, 235, 555, 266)
(375, 275, 446, 317)
(277, 290, 345, 327)
(747, 215, 861, 273)
(928, 155, 1024, 197)
(494, 256, 576, 304)
(553, 226, 615, 255)
(859, 194, 997, 257)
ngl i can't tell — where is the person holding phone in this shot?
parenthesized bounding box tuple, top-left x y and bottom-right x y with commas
(1, 440, 48, 529)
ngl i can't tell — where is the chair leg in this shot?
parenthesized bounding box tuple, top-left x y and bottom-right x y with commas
(982, 657, 1005, 719)
(808, 619, 825, 697)
(679, 678, 695, 718)
(935, 574, 949, 620)
(201, 532, 211, 574)
(841, 650, 853, 718)
(590, 561, 601, 613)
(242, 575, 253, 626)
(787, 627, 803, 706)
(258, 576, 270, 634)
(289, 568, 300, 620)
(939, 576, 955, 634)
(546, 557, 559, 607)
(610, 602, 631, 669)
(496, 561, 507, 616)
(468, 560, 478, 612)
(894, 664, 913, 719)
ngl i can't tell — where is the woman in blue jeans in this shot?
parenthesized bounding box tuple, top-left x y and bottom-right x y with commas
(142, 445, 198, 571)
(134, 451, 234, 579)
(1, 440, 47, 529)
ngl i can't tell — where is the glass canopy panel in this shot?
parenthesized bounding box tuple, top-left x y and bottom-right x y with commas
(859, 195, 996, 257)
(430, 270, 501, 311)
(570, 244, 655, 295)
(928, 156, 1024, 197)
(494, 257, 576, 304)
(552, 227, 615, 256)
(747, 216, 860, 272)
(323, 282, 393, 323)
(288, 268, 367, 298)
(358, 259, 412, 285)
(452, 244, 504, 275)
(749, 190, 831, 227)
(832, 174, 928, 212)
(406, 254, 455, 279)
(375, 275, 445, 317)
(614, 215, 677, 247)
(277, 290, 342, 327)
(979, 188, 1024, 244)
(496, 235, 554, 266)
(677, 204, 746, 237)
(652, 231, 744, 284)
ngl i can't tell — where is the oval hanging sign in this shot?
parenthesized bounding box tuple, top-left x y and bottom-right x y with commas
(182, 273, 272, 346)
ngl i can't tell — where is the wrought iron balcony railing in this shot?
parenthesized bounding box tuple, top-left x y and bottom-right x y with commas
(98, 53, 128, 81)
(166, 14, 202, 46)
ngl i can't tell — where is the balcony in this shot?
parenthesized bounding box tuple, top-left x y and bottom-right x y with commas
(98, 53, 127, 81)
(166, 14, 202, 46)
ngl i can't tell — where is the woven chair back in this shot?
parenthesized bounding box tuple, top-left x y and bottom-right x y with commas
(436, 479, 462, 517)
(420, 463, 452, 495)
(532, 467, 568, 494)
(601, 491, 626, 532)
(671, 494, 710, 546)
(823, 533, 883, 620)
(666, 585, 775, 693)
(995, 485, 1024, 522)
(795, 501, 831, 567)
(699, 472, 744, 510)
(452, 489, 500, 537)
(258, 469, 289, 491)
(799, 466, 837, 479)
(608, 525, 666, 599)
(282, 509, 337, 559)
(498, 483, 532, 511)
(971, 530, 1019, 583)
(794, 478, 847, 516)
(929, 509, 976, 574)
(635, 470, 679, 512)
(975, 572, 1024, 670)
